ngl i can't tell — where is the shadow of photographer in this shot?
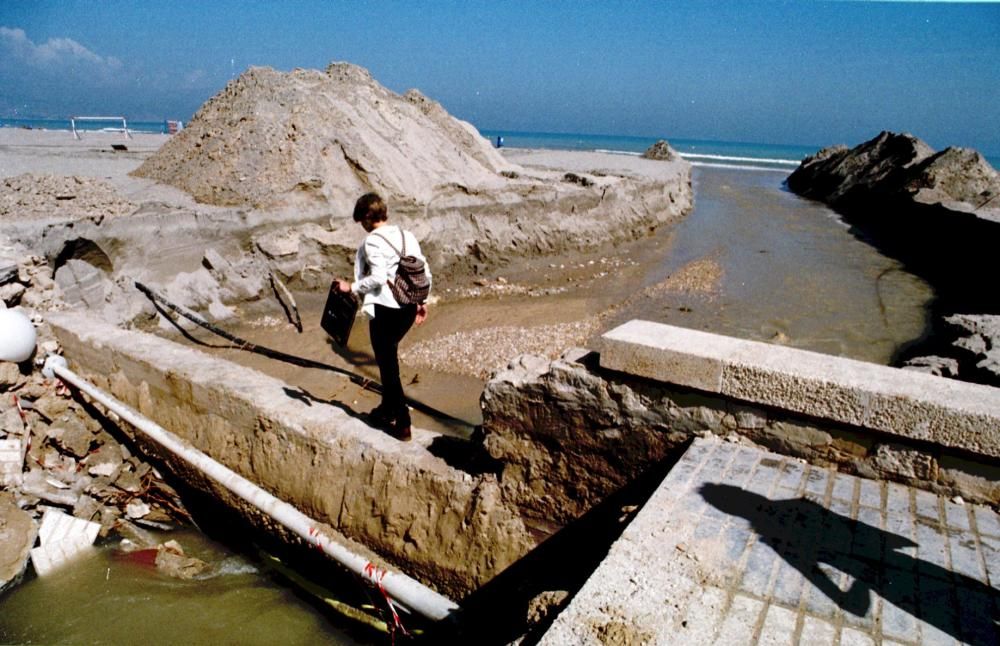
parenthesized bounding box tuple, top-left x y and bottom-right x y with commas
(700, 483, 998, 645)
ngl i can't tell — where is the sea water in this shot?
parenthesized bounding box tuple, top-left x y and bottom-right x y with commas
(482, 130, 821, 172)
(480, 129, 1000, 172)
(0, 117, 181, 135)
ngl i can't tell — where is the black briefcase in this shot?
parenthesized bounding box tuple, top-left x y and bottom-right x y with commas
(320, 286, 359, 346)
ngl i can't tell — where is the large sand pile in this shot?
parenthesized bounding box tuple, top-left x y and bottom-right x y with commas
(132, 62, 515, 210)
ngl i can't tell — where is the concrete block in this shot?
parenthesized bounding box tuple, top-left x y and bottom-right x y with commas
(0, 438, 23, 487)
(598, 320, 728, 391)
(599, 321, 1000, 459)
(30, 508, 100, 576)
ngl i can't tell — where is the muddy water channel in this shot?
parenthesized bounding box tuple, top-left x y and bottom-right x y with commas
(0, 529, 370, 645)
(605, 167, 934, 361)
(0, 167, 934, 644)
(202, 167, 934, 436)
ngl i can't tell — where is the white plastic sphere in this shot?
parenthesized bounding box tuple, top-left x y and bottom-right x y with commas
(0, 309, 37, 363)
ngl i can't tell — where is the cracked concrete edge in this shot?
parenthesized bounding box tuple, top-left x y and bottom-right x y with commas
(598, 320, 1000, 459)
(46, 311, 535, 599)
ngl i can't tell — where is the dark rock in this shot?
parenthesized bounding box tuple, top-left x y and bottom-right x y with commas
(787, 132, 931, 205)
(901, 355, 960, 378)
(562, 172, 594, 187)
(641, 139, 679, 162)
(786, 130, 999, 220)
(789, 132, 1000, 390)
(946, 313, 1000, 383)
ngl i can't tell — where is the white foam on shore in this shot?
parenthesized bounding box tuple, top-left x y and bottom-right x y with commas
(594, 149, 641, 156)
(682, 153, 801, 166)
(590, 147, 800, 172)
(689, 161, 791, 173)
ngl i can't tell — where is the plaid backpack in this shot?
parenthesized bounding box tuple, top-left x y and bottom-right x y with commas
(372, 230, 430, 305)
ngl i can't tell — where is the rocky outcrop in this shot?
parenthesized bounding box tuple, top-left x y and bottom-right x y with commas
(905, 314, 1000, 386)
(788, 132, 1000, 386)
(786, 131, 1000, 221)
(641, 140, 679, 162)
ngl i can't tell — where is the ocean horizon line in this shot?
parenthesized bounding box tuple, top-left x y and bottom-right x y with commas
(481, 129, 1000, 171)
(481, 129, 819, 171)
(3, 118, 995, 170)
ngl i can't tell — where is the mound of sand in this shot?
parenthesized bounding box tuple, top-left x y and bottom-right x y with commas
(1, 173, 135, 220)
(132, 62, 515, 210)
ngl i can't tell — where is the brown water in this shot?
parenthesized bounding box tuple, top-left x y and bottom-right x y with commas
(604, 167, 934, 361)
(0, 167, 935, 643)
(0, 529, 371, 645)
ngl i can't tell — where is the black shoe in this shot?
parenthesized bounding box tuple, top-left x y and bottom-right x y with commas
(390, 424, 412, 442)
(366, 407, 391, 428)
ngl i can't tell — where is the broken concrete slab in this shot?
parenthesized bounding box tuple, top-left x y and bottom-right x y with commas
(21, 469, 79, 508)
(30, 508, 101, 576)
(0, 492, 37, 594)
(51, 423, 94, 457)
(0, 437, 24, 487)
(82, 443, 123, 478)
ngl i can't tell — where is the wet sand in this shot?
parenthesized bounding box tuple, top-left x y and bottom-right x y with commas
(175, 165, 934, 443)
(2, 129, 934, 438)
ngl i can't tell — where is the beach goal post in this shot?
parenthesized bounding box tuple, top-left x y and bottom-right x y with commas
(70, 116, 132, 140)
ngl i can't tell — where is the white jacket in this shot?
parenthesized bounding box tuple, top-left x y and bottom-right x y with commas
(351, 224, 431, 318)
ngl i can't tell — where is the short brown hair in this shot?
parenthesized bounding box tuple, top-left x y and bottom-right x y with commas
(353, 192, 387, 223)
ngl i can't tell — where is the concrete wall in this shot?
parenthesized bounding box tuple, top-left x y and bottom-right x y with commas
(49, 312, 535, 600)
(599, 321, 1000, 458)
(481, 323, 999, 528)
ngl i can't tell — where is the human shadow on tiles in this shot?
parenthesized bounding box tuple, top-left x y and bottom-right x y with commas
(700, 483, 998, 646)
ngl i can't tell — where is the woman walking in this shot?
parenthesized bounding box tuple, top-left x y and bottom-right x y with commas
(334, 193, 430, 440)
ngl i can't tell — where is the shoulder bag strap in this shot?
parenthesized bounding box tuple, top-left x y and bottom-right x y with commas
(370, 231, 402, 257)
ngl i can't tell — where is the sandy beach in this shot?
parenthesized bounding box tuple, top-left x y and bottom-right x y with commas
(1, 125, 937, 434)
(0, 126, 695, 430)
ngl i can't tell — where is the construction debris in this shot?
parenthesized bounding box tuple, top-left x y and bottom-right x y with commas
(29, 508, 100, 576)
(0, 251, 191, 590)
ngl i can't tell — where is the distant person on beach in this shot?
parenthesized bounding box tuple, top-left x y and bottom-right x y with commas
(334, 192, 430, 441)
(496, 135, 504, 148)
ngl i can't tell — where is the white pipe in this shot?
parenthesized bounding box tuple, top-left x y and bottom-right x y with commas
(42, 355, 460, 622)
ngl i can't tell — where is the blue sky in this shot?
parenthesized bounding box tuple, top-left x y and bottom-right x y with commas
(1, 1, 998, 154)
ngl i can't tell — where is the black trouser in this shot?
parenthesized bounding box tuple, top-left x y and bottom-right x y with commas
(369, 303, 417, 427)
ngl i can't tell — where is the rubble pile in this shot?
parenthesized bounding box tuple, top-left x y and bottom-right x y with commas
(1, 252, 189, 591)
(1, 173, 136, 220)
